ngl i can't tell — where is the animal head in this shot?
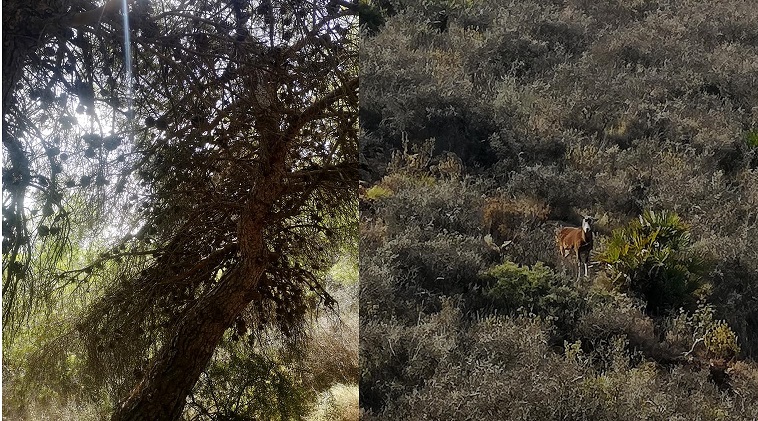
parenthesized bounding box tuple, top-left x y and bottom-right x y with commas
(581, 216, 594, 233)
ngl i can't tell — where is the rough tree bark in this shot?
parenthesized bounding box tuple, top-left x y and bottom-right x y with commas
(110, 265, 266, 419)
(111, 109, 292, 420)
(110, 259, 269, 419)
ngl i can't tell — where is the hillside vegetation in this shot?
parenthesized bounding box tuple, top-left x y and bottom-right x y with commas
(360, 0, 758, 418)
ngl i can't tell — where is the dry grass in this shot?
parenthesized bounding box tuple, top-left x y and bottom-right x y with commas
(308, 383, 359, 421)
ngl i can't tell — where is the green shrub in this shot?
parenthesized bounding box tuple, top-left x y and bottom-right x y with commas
(576, 292, 660, 359)
(599, 210, 707, 313)
(483, 261, 553, 312)
(745, 130, 758, 148)
(187, 345, 313, 420)
(364, 184, 393, 201)
(360, 300, 463, 414)
(704, 320, 741, 360)
(482, 261, 588, 337)
(389, 228, 488, 297)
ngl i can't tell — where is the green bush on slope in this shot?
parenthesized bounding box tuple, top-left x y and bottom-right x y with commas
(599, 210, 707, 314)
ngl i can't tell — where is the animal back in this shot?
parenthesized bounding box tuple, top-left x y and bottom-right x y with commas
(557, 227, 589, 250)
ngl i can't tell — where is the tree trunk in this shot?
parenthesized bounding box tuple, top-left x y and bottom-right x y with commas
(110, 261, 267, 420)
(112, 113, 289, 420)
(111, 195, 279, 420)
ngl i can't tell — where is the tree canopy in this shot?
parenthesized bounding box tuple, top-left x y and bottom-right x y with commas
(3, 0, 358, 419)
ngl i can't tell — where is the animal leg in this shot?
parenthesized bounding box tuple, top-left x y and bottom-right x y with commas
(583, 252, 591, 278)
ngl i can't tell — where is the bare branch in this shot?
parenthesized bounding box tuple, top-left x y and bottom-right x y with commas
(288, 77, 359, 135)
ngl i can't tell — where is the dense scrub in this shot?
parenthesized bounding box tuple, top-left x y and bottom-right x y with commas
(361, 0, 758, 418)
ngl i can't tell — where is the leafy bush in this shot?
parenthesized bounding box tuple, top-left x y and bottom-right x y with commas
(599, 210, 707, 313)
(576, 292, 662, 359)
(483, 195, 550, 242)
(387, 227, 488, 297)
(378, 175, 485, 238)
(708, 257, 758, 357)
(481, 193, 560, 265)
(364, 308, 758, 421)
(745, 130, 758, 148)
(360, 300, 463, 414)
(482, 261, 588, 338)
(505, 164, 597, 221)
(364, 184, 393, 201)
(187, 346, 314, 420)
(483, 261, 554, 312)
(704, 320, 741, 360)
